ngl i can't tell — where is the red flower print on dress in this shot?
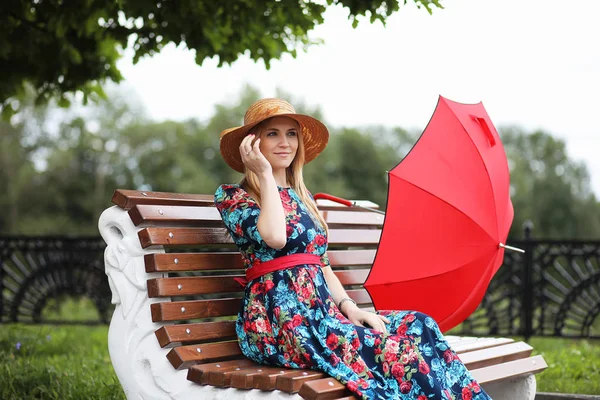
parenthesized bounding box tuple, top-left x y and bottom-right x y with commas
(397, 324, 408, 336)
(315, 234, 326, 246)
(330, 353, 340, 366)
(283, 321, 294, 331)
(408, 348, 419, 363)
(351, 361, 364, 374)
(292, 314, 303, 327)
(391, 363, 405, 379)
(399, 381, 412, 394)
(469, 381, 481, 393)
(382, 362, 389, 375)
(419, 361, 430, 374)
(280, 190, 291, 203)
(301, 286, 312, 300)
(346, 380, 358, 392)
(264, 279, 275, 292)
(404, 313, 416, 323)
(443, 349, 456, 364)
(384, 351, 398, 364)
(251, 282, 264, 295)
(399, 352, 410, 365)
(326, 333, 338, 350)
(286, 224, 294, 236)
(462, 387, 473, 400)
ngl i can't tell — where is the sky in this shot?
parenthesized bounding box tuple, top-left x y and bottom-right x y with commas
(117, 0, 600, 196)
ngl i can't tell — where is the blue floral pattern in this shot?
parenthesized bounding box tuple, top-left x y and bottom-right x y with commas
(215, 184, 491, 400)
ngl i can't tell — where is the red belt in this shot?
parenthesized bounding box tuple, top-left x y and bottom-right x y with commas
(234, 253, 322, 287)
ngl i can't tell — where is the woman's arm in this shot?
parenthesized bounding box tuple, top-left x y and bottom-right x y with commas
(240, 134, 287, 249)
(321, 264, 390, 333)
(256, 173, 286, 249)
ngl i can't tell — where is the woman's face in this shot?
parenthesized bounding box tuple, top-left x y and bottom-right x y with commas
(258, 116, 299, 171)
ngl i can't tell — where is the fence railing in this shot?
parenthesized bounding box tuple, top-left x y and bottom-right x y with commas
(457, 225, 600, 339)
(1, 231, 599, 338)
(0, 236, 111, 324)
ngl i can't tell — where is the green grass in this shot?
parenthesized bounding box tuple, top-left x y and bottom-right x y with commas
(41, 296, 105, 322)
(0, 324, 124, 400)
(529, 337, 600, 395)
(1, 324, 599, 398)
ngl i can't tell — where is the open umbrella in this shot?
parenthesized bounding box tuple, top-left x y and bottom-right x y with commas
(316, 96, 523, 333)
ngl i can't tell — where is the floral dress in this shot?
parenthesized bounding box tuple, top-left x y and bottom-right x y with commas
(214, 184, 491, 400)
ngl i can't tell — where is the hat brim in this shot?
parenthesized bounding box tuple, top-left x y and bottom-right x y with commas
(220, 113, 329, 173)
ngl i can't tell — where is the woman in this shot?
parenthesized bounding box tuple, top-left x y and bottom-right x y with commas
(214, 98, 491, 400)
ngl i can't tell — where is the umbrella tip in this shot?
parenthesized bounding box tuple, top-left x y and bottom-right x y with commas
(499, 243, 525, 253)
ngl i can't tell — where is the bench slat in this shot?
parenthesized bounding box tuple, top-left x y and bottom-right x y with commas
(150, 289, 371, 324)
(151, 298, 241, 322)
(112, 189, 214, 209)
(151, 291, 367, 323)
(275, 370, 327, 393)
(322, 210, 383, 226)
(147, 276, 243, 297)
(144, 250, 377, 273)
(451, 337, 514, 353)
(155, 321, 236, 348)
(253, 368, 310, 391)
(230, 366, 295, 389)
(113, 189, 376, 211)
(145, 253, 244, 272)
(147, 270, 370, 298)
(470, 355, 548, 384)
(459, 342, 533, 371)
(167, 341, 242, 370)
(335, 269, 369, 286)
(138, 227, 232, 248)
(129, 205, 220, 226)
(138, 227, 381, 248)
(208, 365, 264, 387)
(328, 250, 376, 266)
(186, 359, 258, 385)
(298, 377, 351, 400)
(130, 205, 383, 227)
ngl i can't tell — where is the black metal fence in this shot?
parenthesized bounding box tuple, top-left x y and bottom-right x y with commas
(457, 226, 600, 339)
(0, 236, 112, 324)
(1, 232, 599, 338)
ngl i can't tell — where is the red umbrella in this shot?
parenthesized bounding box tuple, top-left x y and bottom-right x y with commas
(316, 96, 523, 333)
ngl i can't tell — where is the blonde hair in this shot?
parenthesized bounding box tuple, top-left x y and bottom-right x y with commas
(240, 119, 329, 236)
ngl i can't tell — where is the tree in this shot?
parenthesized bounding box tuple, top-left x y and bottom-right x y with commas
(0, 0, 443, 116)
(500, 127, 600, 239)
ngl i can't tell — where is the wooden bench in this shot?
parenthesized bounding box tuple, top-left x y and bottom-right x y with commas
(98, 189, 547, 400)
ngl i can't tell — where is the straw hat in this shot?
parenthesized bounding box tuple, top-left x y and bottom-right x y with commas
(219, 98, 329, 173)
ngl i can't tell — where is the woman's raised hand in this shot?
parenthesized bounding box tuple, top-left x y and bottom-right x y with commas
(239, 134, 271, 176)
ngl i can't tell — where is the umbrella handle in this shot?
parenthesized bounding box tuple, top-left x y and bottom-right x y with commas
(313, 193, 385, 215)
(471, 115, 496, 147)
(313, 193, 354, 207)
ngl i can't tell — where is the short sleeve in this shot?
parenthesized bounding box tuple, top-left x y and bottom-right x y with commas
(214, 184, 264, 244)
